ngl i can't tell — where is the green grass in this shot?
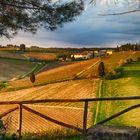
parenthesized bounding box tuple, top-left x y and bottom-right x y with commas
(96, 61, 140, 128)
(5, 129, 86, 140)
(5, 134, 86, 140)
(92, 80, 102, 125)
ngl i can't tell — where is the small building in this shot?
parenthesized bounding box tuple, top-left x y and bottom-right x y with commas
(106, 50, 113, 55)
(71, 51, 94, 60)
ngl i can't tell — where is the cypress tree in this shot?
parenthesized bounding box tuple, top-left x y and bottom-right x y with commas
(30, 72, 36, 83)
(98, 62, 105, 77)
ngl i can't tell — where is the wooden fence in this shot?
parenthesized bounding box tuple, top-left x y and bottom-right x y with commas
(1, 96, 140, 139)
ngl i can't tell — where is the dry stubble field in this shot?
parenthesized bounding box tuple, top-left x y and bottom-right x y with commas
(0, 79, 97, 133)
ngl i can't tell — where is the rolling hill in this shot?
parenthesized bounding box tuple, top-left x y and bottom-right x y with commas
(0, 51, 139, 134)
(0, 51, 26, 60)
(0, 58, 36, 81)
(8, 58, 100, 89)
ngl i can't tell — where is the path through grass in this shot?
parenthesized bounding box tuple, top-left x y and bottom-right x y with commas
(97, 61, 140, 128)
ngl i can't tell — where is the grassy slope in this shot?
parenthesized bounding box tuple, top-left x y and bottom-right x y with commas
(0, 58, 35, 81)
(98, 61, 140, 128)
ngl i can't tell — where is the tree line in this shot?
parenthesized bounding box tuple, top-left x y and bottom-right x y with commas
(118, 43, 140, 51)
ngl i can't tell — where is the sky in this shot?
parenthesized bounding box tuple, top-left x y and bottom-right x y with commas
(1, 0, 140, 48)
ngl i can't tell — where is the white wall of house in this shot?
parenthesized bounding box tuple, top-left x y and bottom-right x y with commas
(106, 51, 113, 55)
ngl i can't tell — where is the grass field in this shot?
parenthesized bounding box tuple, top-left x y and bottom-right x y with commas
(0, 58, 36, 81)
(97, 61, 140, 128)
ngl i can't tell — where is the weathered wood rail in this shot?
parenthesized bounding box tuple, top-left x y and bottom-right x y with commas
(1, 96, 140, 139)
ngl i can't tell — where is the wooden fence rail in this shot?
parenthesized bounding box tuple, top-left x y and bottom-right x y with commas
(1, 96, 140, 139)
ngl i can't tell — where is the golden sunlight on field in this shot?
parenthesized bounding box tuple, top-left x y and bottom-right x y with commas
(0, 79, 96, 133)
(9, 58, 100, 89)
(1, 79, 96, 101)
(3, 105, 92, 134)
(24, 52, 57, 60)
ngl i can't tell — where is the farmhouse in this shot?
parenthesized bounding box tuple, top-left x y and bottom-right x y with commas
(71, 51, 94, 59)
(106, 50, 113, 55)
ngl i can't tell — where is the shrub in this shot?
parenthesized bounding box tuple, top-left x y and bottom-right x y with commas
(0, 81, 8, 89)
(129, 58, 133, 62)
(104, 72, 115, 80)
(115, 72, 122, 79)
(98, 62, 105, 77)
(137, 57, 140, 61)
(105, 67, 123, 80)
(118, 59, 127, 66)
(6, 134, 18, 140)
(126, 59, 130, 64)
(114, 67, 123, 73)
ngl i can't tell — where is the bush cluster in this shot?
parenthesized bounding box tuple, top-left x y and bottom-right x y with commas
(126, 58, 133, 64)
(0, 81, 8, 89)
(137, 57, 140, 61)
(104, 67, 123, 80)
(118, 58, 133, 66)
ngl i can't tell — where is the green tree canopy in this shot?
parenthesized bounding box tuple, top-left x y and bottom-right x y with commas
(0, 0, 84, 38)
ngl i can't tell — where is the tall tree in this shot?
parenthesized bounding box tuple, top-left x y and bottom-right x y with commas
(30, 72, 36, 83)
(20, 44, 26, 51)
(98, 62, 105, 77)
(0, 0, 84, 38)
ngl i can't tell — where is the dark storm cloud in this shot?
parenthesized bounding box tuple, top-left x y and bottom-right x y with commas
(1, 0, 140, 48)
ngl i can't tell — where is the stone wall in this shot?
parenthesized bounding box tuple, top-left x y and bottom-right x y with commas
(87, 125, 138, 140)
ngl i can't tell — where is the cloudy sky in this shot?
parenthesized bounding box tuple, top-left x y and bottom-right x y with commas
(1, 0, 140, 48)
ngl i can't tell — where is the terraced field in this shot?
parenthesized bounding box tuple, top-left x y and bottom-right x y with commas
(0, 79, 96, 133)
(24, 52, 57, 61)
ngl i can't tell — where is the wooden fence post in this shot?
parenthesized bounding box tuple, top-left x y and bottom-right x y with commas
(18, 103, 22, 140)
(83, 101, 88, 134)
